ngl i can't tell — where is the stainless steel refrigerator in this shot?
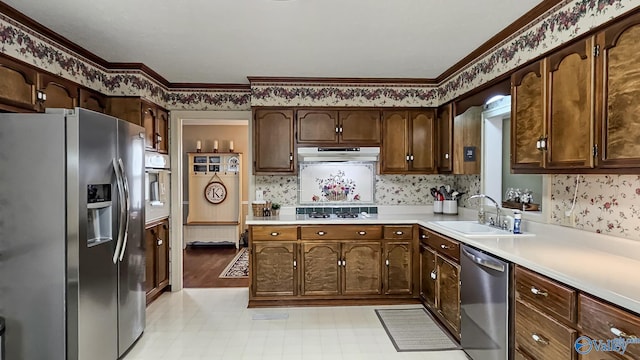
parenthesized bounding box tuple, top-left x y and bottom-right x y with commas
(0, 108, 146, 360)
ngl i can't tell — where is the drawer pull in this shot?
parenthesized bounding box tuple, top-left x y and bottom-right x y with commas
(157, 239, 163, 246)
(530, 287, 548, 297)
(430, 271, 437, 280)
(317, 231, 326, 236)
(270, 232, 280, 236)
(358, 231, 367, 235)
(440, 244, 450, 250)
(531, 333, 549, 345)
(421, 234, 428, 239)
(610, 326, 633, 339)
(394, 231, 404, 235)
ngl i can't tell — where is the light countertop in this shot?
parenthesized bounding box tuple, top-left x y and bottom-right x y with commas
(247, 207, 640, 314)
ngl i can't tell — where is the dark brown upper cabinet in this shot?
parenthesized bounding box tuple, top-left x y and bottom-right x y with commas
(436, 103, 453, 173)
(0, 56, 38, 112)
(596, 12, 640, 169)
(296, 109, 380, 146)
(511, 61, 545, 172)
(381, 109, 436, 174)
(108, 97, 169, 154)
(254, 108, 295, 174)
(79, 88, 108, 114)
(38, 73, 79, 111)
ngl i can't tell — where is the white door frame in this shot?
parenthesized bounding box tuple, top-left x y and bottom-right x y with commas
(169, 110, 252, 291)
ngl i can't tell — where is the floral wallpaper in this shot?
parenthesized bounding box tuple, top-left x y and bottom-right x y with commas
(454, 175, 482, 208)
(250, 83, 439, 107)
(550, 174, 640, 241)
(2, 0, 638, 109)
(254, 176, 299, 206)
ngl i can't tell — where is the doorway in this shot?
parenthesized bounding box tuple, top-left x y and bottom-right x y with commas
(169, 111, 252, 291)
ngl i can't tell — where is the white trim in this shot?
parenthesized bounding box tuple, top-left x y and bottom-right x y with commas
(169, 110, 252, 292)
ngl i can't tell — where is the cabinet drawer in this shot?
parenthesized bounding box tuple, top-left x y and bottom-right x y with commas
(418, 227, 430, 243)
(515, 299, 577, 360)
(383, 225, 413, 240)
(515, 266, 577, 324)
(251, 226, 298, 240)
(578, 294, 640, 359)
(425, 231, 459, 262)
(300, 225, 382, 240)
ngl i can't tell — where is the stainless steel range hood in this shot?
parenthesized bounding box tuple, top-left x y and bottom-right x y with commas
(297, 147, 380, 162)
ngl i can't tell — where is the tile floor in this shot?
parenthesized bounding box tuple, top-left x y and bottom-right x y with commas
(124, 288, 470, 360)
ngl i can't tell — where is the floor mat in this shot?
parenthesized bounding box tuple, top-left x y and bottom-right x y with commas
(218, 248, 248, 278)
(375, 308, 461, 352)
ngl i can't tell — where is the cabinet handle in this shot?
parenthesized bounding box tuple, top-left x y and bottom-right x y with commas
(609, 325, 633, 339)
(270, 232, 280, 236)
(385, 259, 389, 266)
(444, 153, 449, 159)
(339, 126, 343, 133)
(410, 155, 414, 161)
(289, 153, 293, 161)
(293, 260, 297, 268)
(317, 231, 326, 236)
(394, 231, 404, 235)
(430, 271, 437, 280)
(357, 231, 366, 235)
(406, 154, 410, 161)
(530, 286, 548, 297)
(440, 244, 450, 250)
(335, 127, 339, 133)
(421, 234, 428, 239)
(156, 134, 162, 142)
(342, 260, 346, 266)
(531, 333, 549, 345)
(157, 239, 163, 246)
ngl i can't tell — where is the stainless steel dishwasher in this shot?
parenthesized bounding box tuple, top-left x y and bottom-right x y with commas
(460, 245, 512, 360)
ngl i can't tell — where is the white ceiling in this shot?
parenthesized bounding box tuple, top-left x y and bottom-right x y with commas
(6, 0, 544, 84)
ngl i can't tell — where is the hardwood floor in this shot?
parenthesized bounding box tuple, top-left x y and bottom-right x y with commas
(183, 245, 249, 288)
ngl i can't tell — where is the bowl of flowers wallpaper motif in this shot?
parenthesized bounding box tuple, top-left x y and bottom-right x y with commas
(313, 170, 360, 202)
(299, 163, 375, 204)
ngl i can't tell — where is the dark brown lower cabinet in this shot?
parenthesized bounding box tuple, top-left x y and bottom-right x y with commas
(252, 241, 297, 297)
(145, 219, 170, 304)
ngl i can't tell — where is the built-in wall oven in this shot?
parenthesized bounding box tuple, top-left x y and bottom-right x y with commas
(145, 152, 170, 223)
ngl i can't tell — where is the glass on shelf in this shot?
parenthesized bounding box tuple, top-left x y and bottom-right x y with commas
(194, 156, 207, 163)
(193, 165, 207, 172)
(209, 165, 220, 172)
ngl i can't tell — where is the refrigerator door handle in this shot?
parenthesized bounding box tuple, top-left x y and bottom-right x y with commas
(112, 158, 126, 264)
(118, 158, 130, 262)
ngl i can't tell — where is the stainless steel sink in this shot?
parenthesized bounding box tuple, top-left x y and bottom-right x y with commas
(430, 220, 534, 238)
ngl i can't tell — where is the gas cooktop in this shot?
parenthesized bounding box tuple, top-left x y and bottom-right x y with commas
(304, 211, 371, 220)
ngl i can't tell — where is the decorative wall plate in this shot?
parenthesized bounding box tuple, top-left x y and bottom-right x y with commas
(204, 173, 227, 204)
(227, 156, 239, 172)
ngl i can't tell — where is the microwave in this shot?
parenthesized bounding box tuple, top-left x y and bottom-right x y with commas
(145, 152, 170, 224)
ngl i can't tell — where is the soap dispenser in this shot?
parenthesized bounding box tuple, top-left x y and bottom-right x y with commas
(513, 211, 522, 234)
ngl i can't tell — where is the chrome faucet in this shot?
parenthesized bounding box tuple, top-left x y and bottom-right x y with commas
(468, 194, 503, 228)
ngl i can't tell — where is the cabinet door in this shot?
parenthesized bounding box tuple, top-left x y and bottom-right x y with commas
(39, 74, 78, 110)
(144, 227, 156, 293)
(437, 255, 460, 336)
(342, 242, 382, 296)
(420, 243, 437, 308)
(409, 110, 436, 173)
(383, 242, 412, 295)
(142, 104, 157, 151)
(156, 221, 170, 289)
(79, 88, 107, 113)
(381, 111, 409, 173)
(597, 15, 640, 168)
(252, 241, 297, 297)
(297, 109, 338, 144)
(254, 109, 295, 174)
(546, 39, 595, 169)
(300, 242, 341, 296)
(437, 103, 453, 172)
(339, 110, 381, 144)
(0, 56, 37, 112)
(156, 108, 169, 154)
(512, 61, 545, 171)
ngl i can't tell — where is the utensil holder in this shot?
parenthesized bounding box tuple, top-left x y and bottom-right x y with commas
(433, 200, 443, 214)
(443, 200, 458, 215)
(251, 201, 271, 217)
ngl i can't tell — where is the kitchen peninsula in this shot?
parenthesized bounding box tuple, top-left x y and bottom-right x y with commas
(247, 207, 640, 357)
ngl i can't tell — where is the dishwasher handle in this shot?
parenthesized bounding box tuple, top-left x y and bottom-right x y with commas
(462, 247, 506, 272)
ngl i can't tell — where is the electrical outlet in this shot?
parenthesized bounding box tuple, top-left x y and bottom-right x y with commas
(561, 212, 576, 227)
